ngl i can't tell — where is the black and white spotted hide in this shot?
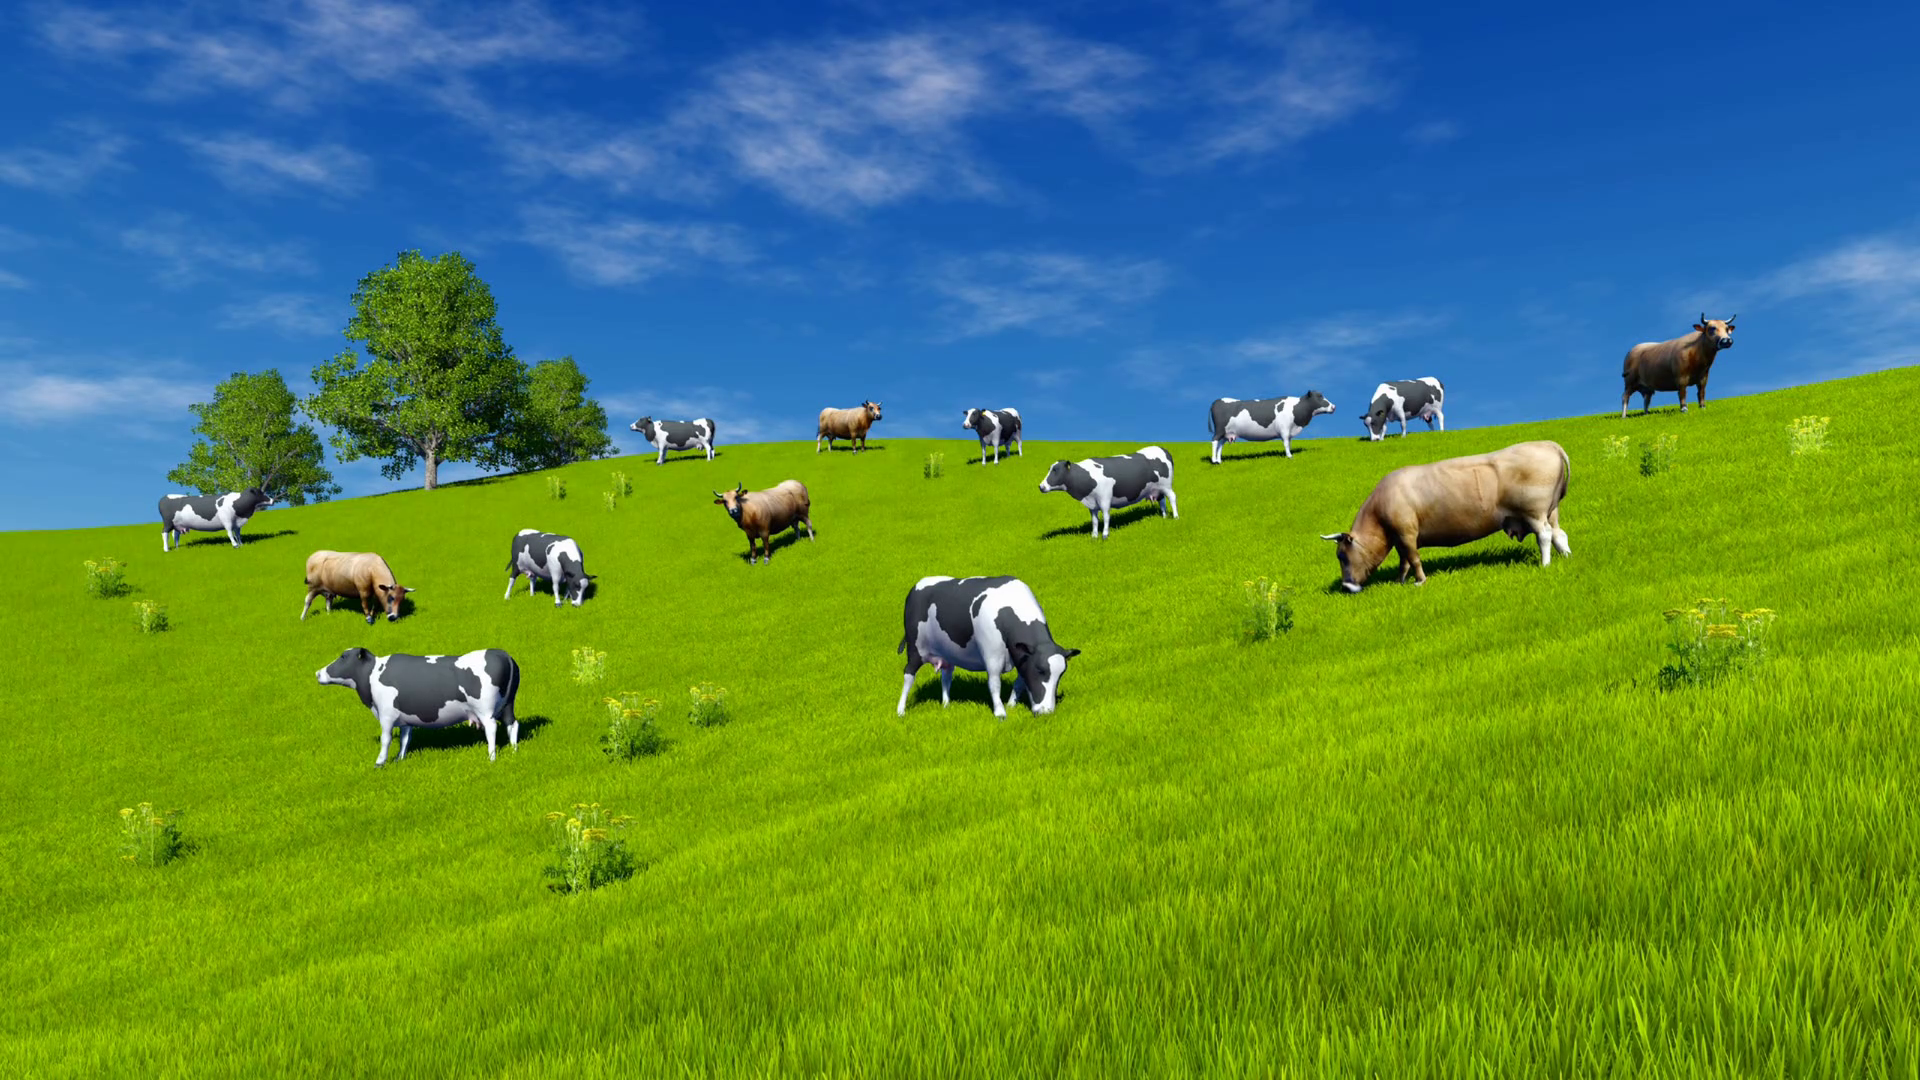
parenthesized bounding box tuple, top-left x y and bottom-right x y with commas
(629, 416, 716, 464)
(1207, 391, 1336, 463)
(505, 530, 592, 607)
(961, 407, 1023, 464)
(1037, 445, 1178, 538)
(1362, 378, 1446, 441)
(158, 488, 274, 551)
(315, 647, 521, 767)
(896, 576, 1080, 718)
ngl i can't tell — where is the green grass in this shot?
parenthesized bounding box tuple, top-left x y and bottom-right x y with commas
(4, 369, 1919, 1077)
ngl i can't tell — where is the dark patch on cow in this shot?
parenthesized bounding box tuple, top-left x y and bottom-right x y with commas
(322, 647, 378, 710)
(899, 575, 1019, 665)
(1043, 461, 1097, 500)
(1292, 391, 1331, 430)
(379, 654, 484, 723)
(1094, 453, 1168, 506)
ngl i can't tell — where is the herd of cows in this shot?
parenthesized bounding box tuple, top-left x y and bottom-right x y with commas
(147, 315, 1736, 763)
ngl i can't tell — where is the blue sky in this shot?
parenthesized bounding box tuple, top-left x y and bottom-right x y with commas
(3, 0, 1918, 531)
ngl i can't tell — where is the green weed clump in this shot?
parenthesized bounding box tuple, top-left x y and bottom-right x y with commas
(688, 682, 730, 728)
(542, 803, 639, 894)
(1658, 598, 1778, 690)
(923, 452, 945, 479)
(1239, 577, 1294, 643)
(602, 491, 618, 511)
(610, 470, 632, 497)
(1600, 434, 1630, 461)
(133, 600, 168, 633)
(601, 693, 664, 760)
(1639, 432, 1677, 476)
(84, 557, 129, 598)
(546, 476, 567, 500)
(570, 646, 607, 686)
(1788, 415, 1831, 457)
(118, 803, 184, 867)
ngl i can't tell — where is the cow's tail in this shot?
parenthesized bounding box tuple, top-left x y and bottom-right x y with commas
(897, 635, 907, 655)
(1206, 403, 1216, 439)
(502, 650, 522, 706)
(1554, 442, 1570, 509)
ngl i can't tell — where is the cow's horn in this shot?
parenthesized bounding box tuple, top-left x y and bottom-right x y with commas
(1726, 314, 1737, 324)
(1319, 532, 1344, 541)
(712, 489, 725, 498)
(1700, 311, 1708, 325)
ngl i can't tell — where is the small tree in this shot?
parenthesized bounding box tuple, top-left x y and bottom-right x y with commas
(167, 370, 338, 505)
(306, 250, 526, 490)
(505, 356, 616, 471)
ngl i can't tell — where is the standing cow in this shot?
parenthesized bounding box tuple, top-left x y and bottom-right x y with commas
(817, 401, 882, 453)
(1038, 446, 1178, 538)
(1208, 391, 1336, 463)
(1321, 440, 1570, 593)
(629, 416, 716, 464)
(896, 576, 1080, 718)
(1362, 379, 1446, 441)
(505, 530, 592, 607)
(315, 647, 521, 767)
(713, 480, 815, 565)
(961, 408, 1023, 464)
(301, 550, 415, 623)
(1621, 314, 1736, 417)
(158, 488, 274, 551)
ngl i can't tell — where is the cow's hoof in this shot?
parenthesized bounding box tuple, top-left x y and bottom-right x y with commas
(365, 616, 375, 625)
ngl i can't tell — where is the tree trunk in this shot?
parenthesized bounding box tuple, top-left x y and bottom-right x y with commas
(424, 448, 439, 490)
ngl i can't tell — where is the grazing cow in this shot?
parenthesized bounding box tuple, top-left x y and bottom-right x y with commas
(1362, 379, 1446, 441)
(1621, 314, 1736, 417)
(315, 647, 521, 767)
(713, 480, 815, 565)
(629, 416, 716, 464)
(1321, 440, 1570, 593)
(817, 401, 882, 453)
(158, 488, 274, 551)
(505, 530, 592, 607)
(1208, 391, 1336, 463)
(1038, 446, 1178, 538)
(896, 576, 1080, 718)
(301, 550, 415, 624)
(961, 407, 1023, 464)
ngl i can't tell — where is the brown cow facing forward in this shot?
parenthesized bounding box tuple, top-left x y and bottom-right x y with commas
(302, 550, 416, 623)
(817, 401, 882, 453)
(1321, 441, 1570, 593)
(1621, 313, 1735, 417)
(713, 480, 816, 565)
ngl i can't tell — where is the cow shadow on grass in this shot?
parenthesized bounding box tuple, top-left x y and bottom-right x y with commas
(819, 443, 886, 453)
(514, 579, 599, 604)
(392, 713, 553, 757)
(181, 529, 298, 547)
(1205, 445, 1318, 464)
(732, 527, 816, 564)
(305, 593, 420, 622)
(1318, 542, 1544, 594)
(904, 676, 1060, 715)
(1037, 502, 1169, 541)
(964, 454, 1026, 467)
(652, 451, 723, 465)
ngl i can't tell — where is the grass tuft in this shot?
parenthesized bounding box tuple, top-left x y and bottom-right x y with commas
(542, 803, 638, 894)
(117, 803, 184, 867)
(132, 599, 168, 633)
(570, 646, 607, 685)
(1788, 415, 1831, 457)
(601, 693, 665, 760)
(1657, 598, 1778, 690)
(1638, 432, 1677, 476)
(84, 557, 129, 598)
(1239, 577, 1294, 643)
(923, 452, 945, 479)
(688, 682, 730, 728)
(546, 476, 567, 500)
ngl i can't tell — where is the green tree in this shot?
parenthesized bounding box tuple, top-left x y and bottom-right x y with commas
(167, 369, 339, 505)
(505, 356, 617, 470)
(306, 250, 526, 490)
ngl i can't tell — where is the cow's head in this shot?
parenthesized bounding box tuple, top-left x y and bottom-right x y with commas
(317, 646, 375, 688)
(564, 571, 592, 607)
(629, 416, 655, 438)
(374, 581, 415, 623)
(713, 483, 748, 521)
(864, 401, 883, 422)
(1321, 531, 1386, 593)
(961, 408, 980, 430)
(1011, 639, 1081, 715)
(1300, 390, 1335, 417)
(1038, 460, 1074, 493)
(1693, 313, 1735, 350)
(235, 487, 275, 513)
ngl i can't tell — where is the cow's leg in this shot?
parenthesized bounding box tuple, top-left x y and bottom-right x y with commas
(1434, 408, 1445, 432)
(162, 528, 170, 553)
(479, 714, 500, 760)
(897, 668, 920, 716)
(1620, 387, 1633, 420)
(984, 658, 1008, 719)
(1696, 379, 1709, 409)
(504, 572, 518, 599)
(1395, 541, 1426, 585)
(1678, 388, 1688, 414)
(549, 570, 563, 606)
(940, 664, 954, 707)
(376, 718, 396, 766)
(1088, 509, 1099, 537)
(1103, 506, 1113, 538)
(228, 524, 242, 547)
(1399, 415, 1410, 437)
(1165, 489, 1179, 519)
(360, 592, 377, 624)
(659, 446, 667, 465)
(802, 516, 816, 541)
(1281, 433, 1293, 459)
(399, 725, 413, 761)
(1523, 517, 1557, 566)
(1549, 506, 1570, 555)
(300, 589, 318, 620)
(1211, 438, 1223, 464)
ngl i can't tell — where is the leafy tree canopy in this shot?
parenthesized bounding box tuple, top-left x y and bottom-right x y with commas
(505, 356, 617, 471)
(167, 369, 339, 506)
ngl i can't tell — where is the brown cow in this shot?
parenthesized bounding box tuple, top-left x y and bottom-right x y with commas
(1621, 313, 1735, 417)
(817, 401, 882, 453)
(713, 480, 815, 565)
(302, 550, 415, 623)
(1320, 440, 1570, 593)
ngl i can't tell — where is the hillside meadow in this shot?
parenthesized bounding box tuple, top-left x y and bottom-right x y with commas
(3, 368, 1919, 1077)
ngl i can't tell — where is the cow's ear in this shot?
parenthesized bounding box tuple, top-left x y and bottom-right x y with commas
(1064, 647, 1082, 659)
(354, 647, 373, 661)
(1692, 323, 1705, 332)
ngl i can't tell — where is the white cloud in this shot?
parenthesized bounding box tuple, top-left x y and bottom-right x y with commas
(0, 269, 28, 290)
(1193, 26, 1395, 166)
(216, 293, 341, 336)
(177, 133, 371, 194)
(0, 122, 128, 191)
(519, 206, 757, 286)
(1233, 310, 1446, 380)
(927, 251, 1168, 339)
(0, 361, 208, 423)
(120, 213, 314, 286)
(1762, 236, 1920, 321)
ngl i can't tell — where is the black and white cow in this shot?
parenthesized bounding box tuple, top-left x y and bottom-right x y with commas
(158, 488, 274, 551)
(1208, 391, 1337, 463)
(1362, 378, 1446, 441)
(961, 407, 1023, 465)
(505, 530, 592, 607)
(629, 416, 716, 465)
(315, 647, 521, 767)
(1038, 446, 1178, 538)
(897, 576, 1080, 718)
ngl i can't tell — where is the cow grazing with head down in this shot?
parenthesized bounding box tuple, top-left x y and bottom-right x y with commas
(1322, 440, 1570, 593)
(713, 480, 815, 565)
(629, 416, 716, 464)
(897, 576, 1080, 718)
(1038, 446, 1178, 538)
(1208, 392, 1336, 463)
(817, 401, 882, 453)
(158, 488, 274, 551)
(1362, 379, 1446, 441)
(315, 647, 521, 767)
(962, 408, 1023, 464)
(505, 530, 592, 607)
(1622, 314, 1735, 417)
(301, 550, 415, 623)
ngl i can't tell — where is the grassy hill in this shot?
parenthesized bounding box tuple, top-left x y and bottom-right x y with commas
(5, 369, 1919, 1077)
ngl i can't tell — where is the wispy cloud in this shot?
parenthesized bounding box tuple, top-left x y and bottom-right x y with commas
(1406, 119, 1463, 146)
(1761, 235, 1920, 321)
(927, 251, 1168, 339)
(0, 122, 128, 192)
(0, 360, 208, 424)
(519, 206, 757, 287)
(1233, 310, 1447, 380)
(120, 213, 314, 286)
(0, 268, 29, 290)
(216, 293, 341, 336)
(1192, 26, 1395, 166)
(177, 133, 371, 194)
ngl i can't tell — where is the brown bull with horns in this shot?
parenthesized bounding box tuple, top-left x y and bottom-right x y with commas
(713, 480, 815, 565)
(1621, 313, 1736, 417)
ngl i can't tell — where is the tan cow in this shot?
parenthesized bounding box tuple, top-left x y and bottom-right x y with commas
(302, 550, 415, 623)
(713, 480, 816, 565)
(1621, 313, 1735, 417)
(817, 401, 882, 453)
(1320, 440, 1570, 593)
